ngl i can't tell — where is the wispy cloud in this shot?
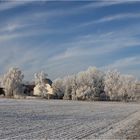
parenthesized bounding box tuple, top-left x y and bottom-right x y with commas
(0, 0, 132, 28)
(79, 0, 133, 9)
(49, 25, 140, 62)
(102, 56, 140, 78)
(0, 1, 136, 37)
(80, 13, 140, 27)
(31, 0, 132, 18)
(0, 27, 59, 43)
(0, 23, 27, 33)
(0, 44, 51, 79)
(0, 1, 31, 11)
(105, 56, 140, 69)
(0, 1, 140, 80)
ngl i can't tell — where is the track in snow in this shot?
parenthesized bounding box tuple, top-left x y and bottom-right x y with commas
(0, 99, 140, 139)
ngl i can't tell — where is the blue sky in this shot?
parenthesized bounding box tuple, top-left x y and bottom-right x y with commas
(0, 0, 140, 80)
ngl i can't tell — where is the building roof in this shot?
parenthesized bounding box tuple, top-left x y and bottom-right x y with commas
(44, 78, 53, 86)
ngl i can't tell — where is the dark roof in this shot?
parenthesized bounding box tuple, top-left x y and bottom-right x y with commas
(44, 78, 53, 85)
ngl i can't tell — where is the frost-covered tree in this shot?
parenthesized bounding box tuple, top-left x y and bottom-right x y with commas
(34, 71, 47, 97)
(75, 67, 104, 100)
(63, 75, 74, 100)
(33, 71, 54, 98)
(71, 75, 78, 100)
(86, 67, 105, 100)
(58, 67, 104, 101)
(119, 75, 137, 101)
(104, 69, 121, 101)
(2, 67, 24, 97)
(52, 78, 65, 99)
(75, 71, 91, 100)
(34, 71, 48, 85)
(104, 70, 137, 101)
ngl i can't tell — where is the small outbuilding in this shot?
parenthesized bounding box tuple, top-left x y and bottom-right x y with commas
(33, 78, 54, 99)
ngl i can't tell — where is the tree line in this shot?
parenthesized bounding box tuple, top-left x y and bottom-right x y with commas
(53, 67, 138, 101)
(0, 67, 139, 101)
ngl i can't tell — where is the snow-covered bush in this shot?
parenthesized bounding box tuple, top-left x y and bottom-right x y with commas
(2, 67, 24, 97)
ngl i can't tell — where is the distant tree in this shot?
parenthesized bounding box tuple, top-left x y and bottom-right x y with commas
(60, 67, 105, 101)
(2, 67, 24, 97)
(34, 71, 48, 85)
(33, 71, 54, 98)
(104, 70, 137, 101)
(104, 69, 121, 101)
(63, 76, 73, 100)
(71, 75, 78, 100)
(75, 71, 91, 100)
(119, 75, 137, 101)
(86, 67, 105, 100)
(52, 78, 64, 99)
(34, 71, 48, 97)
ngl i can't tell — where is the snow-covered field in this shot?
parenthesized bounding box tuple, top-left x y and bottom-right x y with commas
(0, 99, 140, 139)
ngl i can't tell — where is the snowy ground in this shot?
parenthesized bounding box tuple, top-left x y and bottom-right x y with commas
(0, 99, 140, 139)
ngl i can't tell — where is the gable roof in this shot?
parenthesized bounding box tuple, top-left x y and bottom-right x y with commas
(44, 78, 53, 86)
